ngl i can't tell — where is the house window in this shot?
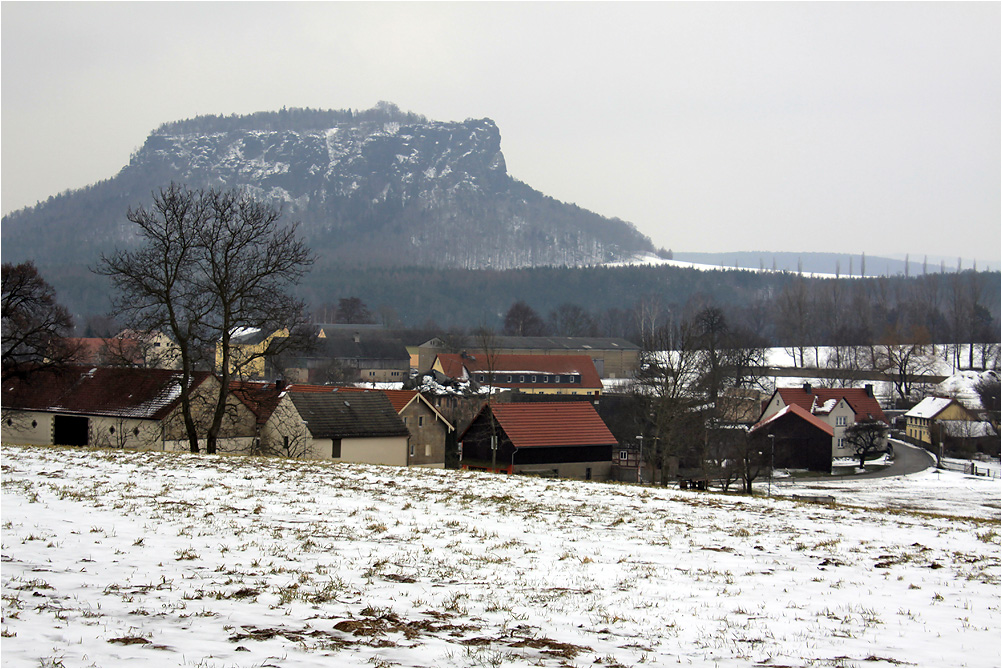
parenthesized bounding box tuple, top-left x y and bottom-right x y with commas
(531, 375, 537, 382)
(332, 439, 342, 458)
(507, 375, 512, 383)
(836, 416, 847, 426)
(109, 426, 116, 434)
(402, 417, 408, 426)
(519, 375, 525, 382)
(133, 427, 140, 436)
(409, 442, 415, 457)
(418, 416, 424, 427)
(837, 438, 845, 448)
(620, 450, 628, 461)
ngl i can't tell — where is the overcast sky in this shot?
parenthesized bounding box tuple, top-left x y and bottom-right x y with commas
(2, 2, 999, 264)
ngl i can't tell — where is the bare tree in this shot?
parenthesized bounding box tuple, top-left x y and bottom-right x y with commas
(741, 433, 770, 494)
(96, 184, 314, 454)
(335, 297, 374, 324)
(198, 189, 315, 454)
(844, 420, 889, 469)
(96, 184, 210, 452)
(548, 303, 597, 337)
(503, 300, 546, 336)
(632, 317, 704, 485)
(2, 261, 78, 381)
(776, 275, 812, 367)
(875, 325, 938, 403)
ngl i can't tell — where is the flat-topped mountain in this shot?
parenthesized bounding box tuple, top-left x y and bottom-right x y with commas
(2, 103, 655, 277)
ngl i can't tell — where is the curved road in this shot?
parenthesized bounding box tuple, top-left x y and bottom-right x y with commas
(843, 439, 936, 480)
(773, 438, 936, 487)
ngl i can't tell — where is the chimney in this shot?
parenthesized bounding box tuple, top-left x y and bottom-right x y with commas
(802, 382, 812, 394)
(864, 384, 873, 398)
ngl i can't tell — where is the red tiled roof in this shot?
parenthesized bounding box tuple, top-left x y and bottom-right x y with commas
(3, 366, 212, 420)
(775, 387, 887, 424)
(488, 402, 618, 449)
(751, 403, 835, 436)
(65, 337, 145, 365)
(435, 354, 602, 389)
(229, 381, 285, 424)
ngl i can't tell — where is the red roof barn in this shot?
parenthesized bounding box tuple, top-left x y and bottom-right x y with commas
(459, 402, 617, 480)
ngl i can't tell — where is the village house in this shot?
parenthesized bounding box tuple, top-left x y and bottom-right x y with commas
(905, 396, 998, 455)
(216, 327, 289, 378)
(2, 366, 256, 452)
(459, 402, 617, 480)
(274, 329, 411, 384)
(322, 386, 454, 467)
(431, 353, 604, 396)
(748, 403, 836, 472)
(417, 335, 640, 379)
(288, 390, 410, 465)
(758, 383, 888, 462)
(66, 330, 180, 369)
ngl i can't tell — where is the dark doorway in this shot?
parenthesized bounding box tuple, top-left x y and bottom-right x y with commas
(53, 415, 88, 446)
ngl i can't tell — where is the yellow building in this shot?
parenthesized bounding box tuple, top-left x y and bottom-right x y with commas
(905, 397, 976, 444)
(216, 328, 288, 379)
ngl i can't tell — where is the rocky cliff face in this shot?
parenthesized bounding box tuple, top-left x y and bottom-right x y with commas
(2, 105, 654, 281)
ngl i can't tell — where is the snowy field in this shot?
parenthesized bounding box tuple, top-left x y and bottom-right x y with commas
(2, 445, 1000, 668)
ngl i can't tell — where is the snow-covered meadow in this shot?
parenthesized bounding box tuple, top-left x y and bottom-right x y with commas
(2, 445, 999, 667)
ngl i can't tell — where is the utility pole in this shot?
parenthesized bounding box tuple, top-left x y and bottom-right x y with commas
(768, 434, 775, 497)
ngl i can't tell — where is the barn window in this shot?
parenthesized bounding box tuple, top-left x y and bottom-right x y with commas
(331, 439, 342, 458)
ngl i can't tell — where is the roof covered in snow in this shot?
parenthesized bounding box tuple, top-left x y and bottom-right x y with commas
(774, 385, 887, 424)
(2, 366, 213, 420)
(905, 397, 968, 420)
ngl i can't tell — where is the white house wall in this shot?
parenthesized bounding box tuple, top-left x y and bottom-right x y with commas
(2, 410, 55, 446)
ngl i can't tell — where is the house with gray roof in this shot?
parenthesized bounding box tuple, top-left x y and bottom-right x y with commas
(288, 390, 410, 465)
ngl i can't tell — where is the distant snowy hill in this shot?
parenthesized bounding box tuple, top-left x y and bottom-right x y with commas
(668, 251, 990, 277)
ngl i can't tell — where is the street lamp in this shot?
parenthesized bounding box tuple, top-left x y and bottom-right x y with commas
(769, 434, 777, 496)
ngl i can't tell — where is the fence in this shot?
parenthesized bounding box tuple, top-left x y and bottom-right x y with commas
(939, 459, 1000, 479)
